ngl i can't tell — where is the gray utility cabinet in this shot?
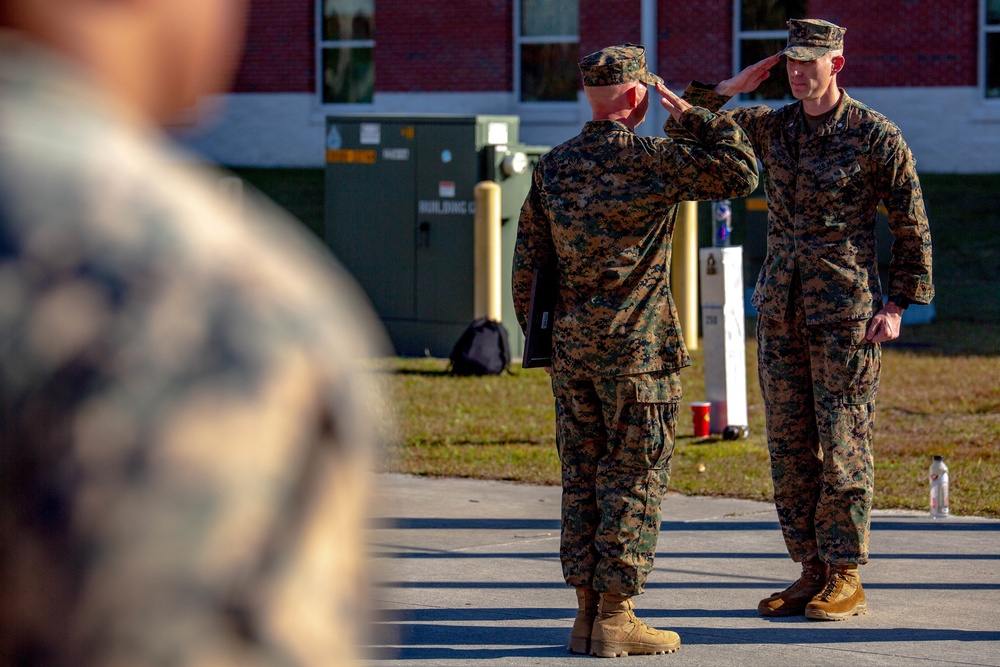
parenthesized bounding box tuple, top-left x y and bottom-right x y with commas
(324, 114, 547, 358)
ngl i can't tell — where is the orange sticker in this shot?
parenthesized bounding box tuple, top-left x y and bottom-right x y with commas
(326, 149, 377, 164)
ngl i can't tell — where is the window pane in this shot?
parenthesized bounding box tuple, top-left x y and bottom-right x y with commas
(521, 43, 579, 102)
(741, 0, 806, 31)
(741, 38, 792, 100)
(323, 47, 374, 104)
(521, 0, 578, 37)
(323, 0, 374, 41)
(988, 33, 1000, 98)
(988, 0, 1000, 24)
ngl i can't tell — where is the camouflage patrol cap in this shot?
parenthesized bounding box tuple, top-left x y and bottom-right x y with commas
(579, 43, 663, 87)
(781, 19, 846, 61)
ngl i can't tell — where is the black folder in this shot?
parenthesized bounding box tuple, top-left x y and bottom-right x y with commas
(521, 266, 557, 368)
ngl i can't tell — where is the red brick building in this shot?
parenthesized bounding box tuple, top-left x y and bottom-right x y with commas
(184, 0, 1000, 173)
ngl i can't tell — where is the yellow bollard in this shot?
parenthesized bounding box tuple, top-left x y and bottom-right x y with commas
(671, 201, 699, 350)
(474, 181, 502, 322)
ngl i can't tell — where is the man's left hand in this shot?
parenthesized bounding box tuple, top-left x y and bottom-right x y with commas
(866, 302, 904, 343)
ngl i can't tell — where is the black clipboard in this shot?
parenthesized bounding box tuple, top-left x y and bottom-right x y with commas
(521, 266, 557, 368)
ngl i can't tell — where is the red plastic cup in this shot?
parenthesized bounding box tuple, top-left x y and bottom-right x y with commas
(691, 402, 711, 437)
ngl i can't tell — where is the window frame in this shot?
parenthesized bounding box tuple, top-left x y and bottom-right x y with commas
(982, 0, 1000, 101)
(315, 0, 376, 107)
(732, 0, 804, 102)
(513, 0, 581, 106)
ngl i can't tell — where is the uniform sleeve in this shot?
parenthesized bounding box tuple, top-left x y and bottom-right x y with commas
(875, 131, 935, 305)
(656, 105, 759, 203)
(668, 82, 774, 159)
(511, 163, 557, 334)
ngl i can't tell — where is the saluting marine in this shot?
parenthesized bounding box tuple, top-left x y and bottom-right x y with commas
(513, 44, 758, 657)
(677, 18, 934, 621)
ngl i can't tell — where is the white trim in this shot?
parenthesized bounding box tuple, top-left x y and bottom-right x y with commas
(641, 0, 657, 57)
(512, 0, 522, 102)
(639, 0, 666, 136)
(518, 35, 578, 44)
(731, 4, 740, 78)
(980, 0, 986, 98)
(182, 88, 1000, 173)
(738, 30, 787, 40)
(318, 39, 374, 48)
(314, 0, 323, 107)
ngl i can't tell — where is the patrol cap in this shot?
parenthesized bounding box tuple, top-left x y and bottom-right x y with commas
(579, 43, 663, 87)
(781, 19, 845, 61)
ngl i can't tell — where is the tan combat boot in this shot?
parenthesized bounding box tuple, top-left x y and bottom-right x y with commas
(805, 564, 867, 621)
(758, 558, 828, 617)
(568, 586, 600, 654)
(589, 593, 681, 658)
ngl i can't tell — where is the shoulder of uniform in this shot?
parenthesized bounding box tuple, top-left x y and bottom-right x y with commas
(634, 133, 662, 152)
(843, 95, 899, 132)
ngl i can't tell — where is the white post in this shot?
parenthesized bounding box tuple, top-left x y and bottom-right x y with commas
(698, 246, 748, 433)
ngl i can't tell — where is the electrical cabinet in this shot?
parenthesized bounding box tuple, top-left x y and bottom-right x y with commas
(324, 114, 547, 358)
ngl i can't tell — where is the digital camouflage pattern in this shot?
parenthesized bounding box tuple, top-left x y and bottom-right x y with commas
(782, 19, 846, 61)
(578, 44, 663, 87)
(552, 372, 681, 595)
(679, 85, 934, 323)
(512, 110, 758, 379)
(679, 75, 933, 568)
(757, 278, 878, 564)
(512, 103, 758, 594)
(0, 32, 390, 667)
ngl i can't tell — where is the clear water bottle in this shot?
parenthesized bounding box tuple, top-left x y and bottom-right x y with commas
(712, 200, 732, 247)
(929, 455, 949, 519)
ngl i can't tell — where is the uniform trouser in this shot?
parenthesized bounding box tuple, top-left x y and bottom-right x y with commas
(551, 371, 680, 596)
(756, 290, 881, 565)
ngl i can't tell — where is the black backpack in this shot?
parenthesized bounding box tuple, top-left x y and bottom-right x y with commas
(449, 318, 511, 376)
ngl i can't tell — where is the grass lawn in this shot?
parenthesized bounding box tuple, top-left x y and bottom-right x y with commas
(376, 320, 1000, 519)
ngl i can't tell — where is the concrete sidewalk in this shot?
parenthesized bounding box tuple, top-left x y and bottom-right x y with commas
(364, 473, 1000, 667)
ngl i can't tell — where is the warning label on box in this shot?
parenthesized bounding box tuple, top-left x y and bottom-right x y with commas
(326, 149, 376, 164)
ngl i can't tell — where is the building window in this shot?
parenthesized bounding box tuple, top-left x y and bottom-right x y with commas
(319, 0, 375, 104)
(735, 0, 805, 100)
(986, 0, 1000, 98)
(516, 0, 579, 102)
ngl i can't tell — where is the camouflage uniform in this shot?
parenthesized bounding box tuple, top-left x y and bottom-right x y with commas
(512, 44, 759, 595)
(0, 32, 390, 666)
(680, 29, 934, 566)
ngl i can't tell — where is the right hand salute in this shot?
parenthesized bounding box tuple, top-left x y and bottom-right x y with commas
(715, 53, 782, 97)
(655, 82, 692, 121)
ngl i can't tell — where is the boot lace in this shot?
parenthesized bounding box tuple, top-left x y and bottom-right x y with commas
(814, 573, 851, 603)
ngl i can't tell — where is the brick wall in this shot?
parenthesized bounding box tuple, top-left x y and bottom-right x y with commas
(659, 1, 733, 88)
(233, 0, 314, 93)
(230, 0, 979, 95)
(376, 0, 511, 91)
(811, 0, 977, 88)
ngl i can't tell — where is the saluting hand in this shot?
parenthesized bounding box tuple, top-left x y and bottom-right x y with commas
(655, 82, 692, 121)
(715, 53, 782, 97)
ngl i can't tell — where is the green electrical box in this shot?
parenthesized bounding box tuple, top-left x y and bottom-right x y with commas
(324, 114, 548, 358)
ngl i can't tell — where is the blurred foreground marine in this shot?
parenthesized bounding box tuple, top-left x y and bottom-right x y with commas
(677, 18, 934, 621)
(0, 1, 390, 665)
(512, 44, 758, 657)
